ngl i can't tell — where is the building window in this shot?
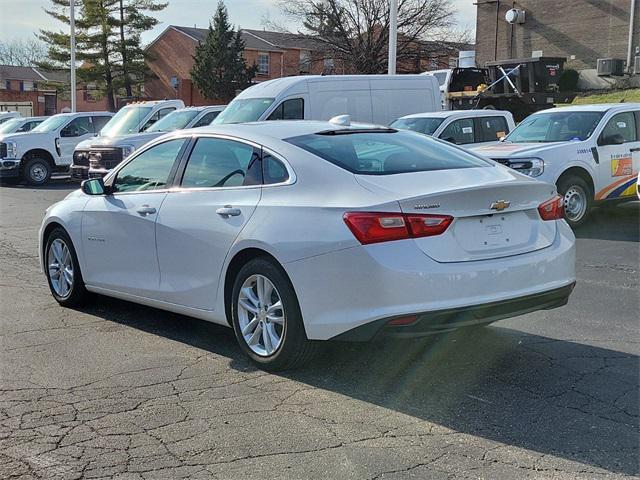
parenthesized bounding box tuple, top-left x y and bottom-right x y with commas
(3, 80, 9, 90)
(299, 50, 311, 74)
(19, 81, 24, 92)
(324, 58, 334, 69)
(257, 53, 269, 75)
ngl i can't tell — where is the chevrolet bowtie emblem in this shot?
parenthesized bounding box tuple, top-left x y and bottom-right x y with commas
(490, 200, 510, 211)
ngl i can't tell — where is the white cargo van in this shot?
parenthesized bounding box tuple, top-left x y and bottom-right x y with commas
(213, 75, 441, 126)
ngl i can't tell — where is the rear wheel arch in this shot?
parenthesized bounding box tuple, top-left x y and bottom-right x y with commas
(223, 248, 295, 327)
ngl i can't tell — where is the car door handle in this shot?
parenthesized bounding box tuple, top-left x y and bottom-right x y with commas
(216, 206, 241, 217)
(136, 205, 157, 216)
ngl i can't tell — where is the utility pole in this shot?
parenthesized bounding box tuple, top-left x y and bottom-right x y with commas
(388, 0, 398, 74)
(70, 0, 77, 112)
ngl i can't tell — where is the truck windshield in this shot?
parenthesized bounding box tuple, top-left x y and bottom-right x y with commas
(506, 111, 603, 143)
(0, 118, 22, 133)
(286, 130, 490, 175)
(33, 115, 69, 133)
(146, 109, 200, 132)
(213, 98, 274, 124)
(100, 106, 153, 136)
(390, 117, 444, 136)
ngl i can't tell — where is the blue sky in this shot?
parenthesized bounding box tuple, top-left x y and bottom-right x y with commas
(0, 0, 477, 44)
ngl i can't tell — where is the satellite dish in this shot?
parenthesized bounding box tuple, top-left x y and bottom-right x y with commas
(505, 8, 526, 24)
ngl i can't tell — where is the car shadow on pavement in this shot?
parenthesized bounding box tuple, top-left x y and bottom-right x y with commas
(574, 201, 639, 242)
(0, 178, 79, 191)
(75, 297, 639, 476)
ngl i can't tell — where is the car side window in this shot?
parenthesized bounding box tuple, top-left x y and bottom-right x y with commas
(17, 121, 38, 132)
(141, 108, 175, 131)
(92, 115, 111, 132)
(439, 118, 475, 145)
(192, 111, 219, 128)
(113, 139, 186, 193)
(61, 116, 92, 137)
(262, 152, 289, 184)
(267, 98, 304, 120)
(600, 112, 637, 144)
(181, 137, 262, 188)
(479, 116, 509, 142)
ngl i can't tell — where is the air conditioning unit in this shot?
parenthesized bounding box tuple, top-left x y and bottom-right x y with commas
(634, 56, 640, 75)
(597, 58, 625, 76)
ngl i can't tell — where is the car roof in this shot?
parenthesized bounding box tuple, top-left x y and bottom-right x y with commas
(398, 110, 512, 120)
(54, 111, 112, 117)
(531, 103, 640, 114)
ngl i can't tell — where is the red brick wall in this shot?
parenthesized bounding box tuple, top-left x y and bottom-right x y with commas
(58, 89, 111, 113)
(0, 90, 43, 115)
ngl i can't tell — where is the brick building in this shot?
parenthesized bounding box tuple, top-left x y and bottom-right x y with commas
(474, 0, 639, 71)
(144, 26, 338, 105)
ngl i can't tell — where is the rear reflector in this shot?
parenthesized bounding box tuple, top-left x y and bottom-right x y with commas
(344, 212, 453, 245)
(538, 195, 564, 221)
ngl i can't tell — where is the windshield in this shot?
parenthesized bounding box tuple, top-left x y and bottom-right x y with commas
(146, 109, 200, 132)
(286, 130, 489, 175)
(432, 72, 447, 86)
(390, 117, 444, 136)
(507, 111, 604, 143)
(33, 115, 69, 133)
(213, 98, 274, 124)
(100, 106, 153, 136)
(0, 118, 23, 134)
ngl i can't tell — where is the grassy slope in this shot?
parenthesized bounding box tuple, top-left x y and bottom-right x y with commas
(571, 89, 640, 104)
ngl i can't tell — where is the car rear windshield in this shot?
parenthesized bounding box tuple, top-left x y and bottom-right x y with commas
(213, 98, 274, 124)
(286, 130, 490, 175)
(146, 109, 200, 132)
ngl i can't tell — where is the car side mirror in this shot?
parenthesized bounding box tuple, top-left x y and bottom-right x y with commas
(599, 133, 625, 146)
(81, 178, 109, 195)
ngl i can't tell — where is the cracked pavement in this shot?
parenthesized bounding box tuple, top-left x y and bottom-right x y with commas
(0, 180, 638, 479)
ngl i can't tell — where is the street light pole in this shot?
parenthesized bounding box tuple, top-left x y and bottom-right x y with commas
(70, 0, 77, 112)
(388, 0, 398, 74)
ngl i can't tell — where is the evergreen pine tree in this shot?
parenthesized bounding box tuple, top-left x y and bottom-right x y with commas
(190, 1, 257, 102)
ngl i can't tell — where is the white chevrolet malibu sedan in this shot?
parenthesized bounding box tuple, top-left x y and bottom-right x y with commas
(40, 119, 576, 370)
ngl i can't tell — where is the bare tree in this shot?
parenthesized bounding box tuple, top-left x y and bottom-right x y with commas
(0, 38, 48, 67)
(277, 0, 469, 74)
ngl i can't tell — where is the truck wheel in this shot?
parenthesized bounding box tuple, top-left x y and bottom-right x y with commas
(557, 175, 592, 228)
(23, 157, 52, 186)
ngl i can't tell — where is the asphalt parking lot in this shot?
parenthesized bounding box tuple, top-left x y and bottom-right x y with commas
(0, 179, 638, 480)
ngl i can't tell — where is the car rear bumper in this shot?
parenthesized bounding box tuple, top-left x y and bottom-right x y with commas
(334, 282, 575, 341)
(284, 220, 576, 341)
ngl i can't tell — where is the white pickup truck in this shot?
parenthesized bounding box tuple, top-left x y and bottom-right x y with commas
(0, 111, 113, 185)
(472, 104, 640, 227)
(71, 99, 184, 180)
(82, 105, 225, 179)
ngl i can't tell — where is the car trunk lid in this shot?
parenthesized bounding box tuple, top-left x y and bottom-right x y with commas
(355, 167, 558, 263)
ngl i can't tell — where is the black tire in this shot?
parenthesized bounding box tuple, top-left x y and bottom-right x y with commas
(44, 227, 88, 307)
(231, 257, 319, 371)
(23, 157, 52, 186)
(557, 175, 592, 228)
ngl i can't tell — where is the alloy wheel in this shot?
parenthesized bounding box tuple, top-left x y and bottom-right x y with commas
(563, 185, 588, 223)
(237, 274, 285, 357)
(48, 238, 74, 298)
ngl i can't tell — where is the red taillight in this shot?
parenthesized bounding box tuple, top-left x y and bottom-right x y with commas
(387, 315, 418, 326)
(538, 195, 564, 221)
(343, 212, 453, 245)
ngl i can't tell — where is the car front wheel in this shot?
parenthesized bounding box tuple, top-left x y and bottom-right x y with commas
(44, 227, 88, 306)
(231, 258, 318, 371)
(557, 175, 592, 228)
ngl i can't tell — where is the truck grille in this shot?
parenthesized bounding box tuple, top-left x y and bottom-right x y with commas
(0, 143, 6, 159)
(89, 148, 124, 170)
(73, 150, 90, 166)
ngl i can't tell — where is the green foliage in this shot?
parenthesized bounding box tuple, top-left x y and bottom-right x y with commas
(558, 68, 579, 92)
(39, 0, 167, 110)
(190, 1, 257, 102)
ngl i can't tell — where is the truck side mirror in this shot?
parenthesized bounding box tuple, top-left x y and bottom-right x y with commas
(599, 133, 625, 146)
